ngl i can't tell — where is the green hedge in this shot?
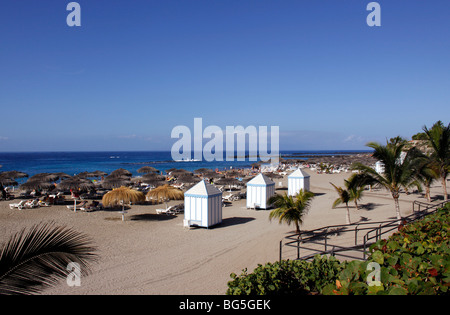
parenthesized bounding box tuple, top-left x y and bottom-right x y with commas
(227, 203, 450, 295)
(226, 255, 344, 295)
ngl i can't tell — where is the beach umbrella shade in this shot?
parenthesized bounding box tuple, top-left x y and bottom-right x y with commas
(215, 177, 240, 185)
(20, 180, 55, 192)
(141, 173, 166, 182)
(142, 179, 166, 188)
(202, 171, 224, 179)
(0, 171, 29, 180)
(28, 173, 54, 181)
(29, 172, 70, 182)
(215, 177, 241, 191)
(79, 170, 108, 178)
(74, 171, 90, 179)
(53, 172, 72, 180)
(146, 184, 184, 209)
(57, 178, 96, 211)
(57, 178, 95, 192)
(137, 166, 159, 174)
(225, 170, 241, 178)
(102, 186, 145, 221)
(101, 177, 132, 189)
(194, 168, 212, 175)
(264, 172, 283, 179)
(176, 174, 201, 184)
(0, 178, 18, 186)
(170, 169, 193, 176)
(109, 168, 132, 178)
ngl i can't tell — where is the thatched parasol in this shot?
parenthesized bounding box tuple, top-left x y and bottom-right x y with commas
(225, 170, 241, 178)
(28, 172, 70, 183)
(176, 174, 201, 184)
(146, 184, 184, 209)
(215, 177, 241, 191)
(84, 170, 108, 178)
(142, 179, 166, 188)
(264, 172, 283, 179)
(0, 178, 18, 186)
(202, 171, 224, 179)
(137, 166, 159, 174)
(141, 173, 166, 181)
(102, 186, 145, 221)
(20, 180, 55, 192)
(57, 178, 95, 192)
(170, 169, 193, 176)
(57, 178, 96, 211)
(0, 171, 29, 180)
(109, 168, 132, 178)
(194, 168, 213, 175)
(101, 177, 132, 189)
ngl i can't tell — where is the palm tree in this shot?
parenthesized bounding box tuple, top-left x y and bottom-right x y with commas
(352, 140, 423, 221)
(345, 174, 366, 210)
(330, 182, 352, 224)
(415, 156, 439, 202)
(268, 190, 315, 234)
(0, 222, 97, 295)
(423, 121, 450, 201)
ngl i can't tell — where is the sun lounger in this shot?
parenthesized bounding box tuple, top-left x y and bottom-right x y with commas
(38, 200, 50, 207)
(9, 200, 28, 210)
(23, 199, 40, 209)
(80, 201, 103, 212)
(67, 200, 88, 210)
(10, 199, 40, 210)
(156, 206, 176, 215)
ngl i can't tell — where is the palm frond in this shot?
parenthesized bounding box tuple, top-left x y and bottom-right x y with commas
(0, 222, 97, 295)
(268, 191, 314, 232)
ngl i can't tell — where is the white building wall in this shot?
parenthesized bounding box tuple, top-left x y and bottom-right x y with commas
(246, 184, 275, 209)
(184, 194, 222, 228)
(288, 177, 310, 196)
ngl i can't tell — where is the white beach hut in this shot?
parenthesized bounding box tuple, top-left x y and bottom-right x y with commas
(288, 168, 310, 196)
(246, 173, 276, 209)
(184, 180, 222, 228)
(375, 161, 385, 174)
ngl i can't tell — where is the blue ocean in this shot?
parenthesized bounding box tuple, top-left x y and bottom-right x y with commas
(0, 150, 370, 182)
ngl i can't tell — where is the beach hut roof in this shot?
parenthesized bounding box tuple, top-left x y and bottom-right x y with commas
(288, 168, 310, 178)
(247, 173, 275, 186)
(185, 180, 222, 197)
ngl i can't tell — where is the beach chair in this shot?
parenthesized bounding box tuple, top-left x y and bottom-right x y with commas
(156, 206, 176, 215)
(22, 199, 40, 209)
(38, 200, 51, 207)
(80, 201, 102, 212)
(9, 200, 28, 210)
(67, 200, 88, 211)
(172, 203, 184, 214)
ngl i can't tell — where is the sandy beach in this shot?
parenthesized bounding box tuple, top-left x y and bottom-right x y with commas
(0, 170, 446, 295)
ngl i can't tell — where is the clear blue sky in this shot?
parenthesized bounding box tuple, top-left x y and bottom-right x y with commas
(0, 0, 449, 152)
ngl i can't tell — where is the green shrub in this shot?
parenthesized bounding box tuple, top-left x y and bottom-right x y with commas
(325, 205, 450, 295)
(227, 203, 450, 295)
(226, 256, 344, 295)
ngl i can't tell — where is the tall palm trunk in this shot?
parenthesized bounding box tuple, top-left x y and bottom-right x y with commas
(442, 176, 448, 201)
(391, 191, 401, 221)
(425, 184, 431, 202)
(295, 222, 300, 234)
(345, 203, 351, 225)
